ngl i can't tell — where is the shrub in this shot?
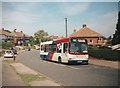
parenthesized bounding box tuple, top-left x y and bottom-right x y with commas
(2, 41, 13, 49)
(88, 49, 120, 61)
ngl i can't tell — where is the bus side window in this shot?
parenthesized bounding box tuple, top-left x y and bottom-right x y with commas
(54, 45, 57, 53)
(41, 45, 44, 51)
(57, 43, 62, 53)
(49, 45, 57, 53)
(44, 44, 49, 52)
(63, 43, 68, 53)
(44, 46, 47, 52)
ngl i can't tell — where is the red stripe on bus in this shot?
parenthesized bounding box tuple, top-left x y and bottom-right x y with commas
(56, 38, 69, 44)
(49, 52, 54, 60)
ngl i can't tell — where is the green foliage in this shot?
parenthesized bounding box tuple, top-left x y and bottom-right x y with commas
(34, 30, 48, 39)
(88, 45, 120, 61)
(26, 36, 38, 46)
(5, 59, 15, 63)
(19, 74, 46, 83)
(4, 29, 11, 33)
(88, 49, 120, 61)
(29, 36, 34, 42)
(112, 11, 120, 45)
(34, 30, 51, 42)
(106, 36, 112, 45)
(2, 41, 13, 49)
(88, 45, 110, 50)
(88, 45, 99, 50)
(0, 40, 2, 46)
(34, 38, 39, 44)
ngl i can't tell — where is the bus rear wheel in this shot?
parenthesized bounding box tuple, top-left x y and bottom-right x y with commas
(58, 57, 62, 64)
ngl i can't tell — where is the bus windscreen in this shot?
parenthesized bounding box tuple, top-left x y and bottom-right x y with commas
(69, 39, 88, 54)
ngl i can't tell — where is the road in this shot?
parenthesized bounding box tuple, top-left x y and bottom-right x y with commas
(17, 49, 118, 86)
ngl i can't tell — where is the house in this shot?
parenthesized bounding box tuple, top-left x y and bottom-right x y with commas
(50, 35, 65, 40)
(69, 24, 106, 45)
(10, 29, 29, 45)
(49, 35, 59, 40)
(0, 28, 13, 42)
(0, 28, 29, 45)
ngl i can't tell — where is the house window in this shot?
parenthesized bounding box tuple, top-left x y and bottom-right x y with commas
(90, 40, 93, 43)
(98, 37, 102, 41)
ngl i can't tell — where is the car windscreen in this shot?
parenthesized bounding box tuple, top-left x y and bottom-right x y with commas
(6, 51, 12, 53)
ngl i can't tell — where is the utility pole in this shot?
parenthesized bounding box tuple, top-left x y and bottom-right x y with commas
(65, 18, 68, 38)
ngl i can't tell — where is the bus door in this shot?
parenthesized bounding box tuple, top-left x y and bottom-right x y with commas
(61, 43, 68, 62)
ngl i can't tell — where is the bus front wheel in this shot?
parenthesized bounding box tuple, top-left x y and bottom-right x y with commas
(58, 57, 62, 64)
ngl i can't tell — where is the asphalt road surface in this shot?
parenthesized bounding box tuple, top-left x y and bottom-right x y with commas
(17, 49, 118, 86)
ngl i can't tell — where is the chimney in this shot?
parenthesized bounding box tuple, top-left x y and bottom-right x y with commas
(73, 29, 76, 33)
(82, 24, 87, 28)
(13, 29, 17, 32)
(21, 31, 23, 33)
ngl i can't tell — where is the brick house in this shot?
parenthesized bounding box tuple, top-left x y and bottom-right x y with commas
(69, 24, 106, 45)
(0, 28, 29, 45)
(10, 29, 29, 45)
(0, 28, 13, 42)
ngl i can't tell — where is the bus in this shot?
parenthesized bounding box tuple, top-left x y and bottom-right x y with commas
(40, 38, 89, 64)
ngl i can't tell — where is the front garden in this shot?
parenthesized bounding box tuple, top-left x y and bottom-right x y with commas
(88, 46, 120, 61)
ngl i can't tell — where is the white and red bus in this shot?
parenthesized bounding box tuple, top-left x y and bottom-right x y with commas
(40, 38, 89, 64)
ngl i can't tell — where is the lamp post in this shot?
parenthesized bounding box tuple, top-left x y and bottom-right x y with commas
(65, 18, 68, 38)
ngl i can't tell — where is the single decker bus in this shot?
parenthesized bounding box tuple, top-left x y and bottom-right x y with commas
(40, 38, 88, 64)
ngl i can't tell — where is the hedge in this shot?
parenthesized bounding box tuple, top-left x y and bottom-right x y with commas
(2, 42, 13, 49)
(88, 49, 120, 61)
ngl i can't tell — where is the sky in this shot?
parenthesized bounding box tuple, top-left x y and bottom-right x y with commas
(1, 0, 119, 38)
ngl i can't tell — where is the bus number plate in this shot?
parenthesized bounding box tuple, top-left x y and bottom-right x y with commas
(78, 61, 82, 63)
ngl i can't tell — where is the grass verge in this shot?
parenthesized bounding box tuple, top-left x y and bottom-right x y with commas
(18, 73, 46, 83)
(5, 59, 15, 64)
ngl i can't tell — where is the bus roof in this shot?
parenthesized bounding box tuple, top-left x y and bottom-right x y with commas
(40, 38, 88, 45)
(41, 41, 54, 45)
(56, 38, 70, 44)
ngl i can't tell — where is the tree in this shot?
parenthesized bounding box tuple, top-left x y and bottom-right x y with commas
(28, 36, 34, 43)
(112, 11, 120, 45)
(34, 30, 50, 42)
(106, 36, 112, 45)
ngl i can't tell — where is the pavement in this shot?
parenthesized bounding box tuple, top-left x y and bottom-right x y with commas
(2, 59, 61, 86)
(2, 62, 26, 86)
(1, 49, 119, 86)
(10, 63, 60, 86)
(89, 56, 119, 69)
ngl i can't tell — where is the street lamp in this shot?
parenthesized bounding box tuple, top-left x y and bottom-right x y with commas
(65, 18, 68, 38)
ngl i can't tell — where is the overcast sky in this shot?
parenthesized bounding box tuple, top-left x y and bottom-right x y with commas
(1, 0, 119, 37)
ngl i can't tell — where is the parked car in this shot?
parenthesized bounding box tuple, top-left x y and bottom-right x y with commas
(34, 45, 40, 50)
(12, 49, 17, 54)
(4, 50, 14, 58)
